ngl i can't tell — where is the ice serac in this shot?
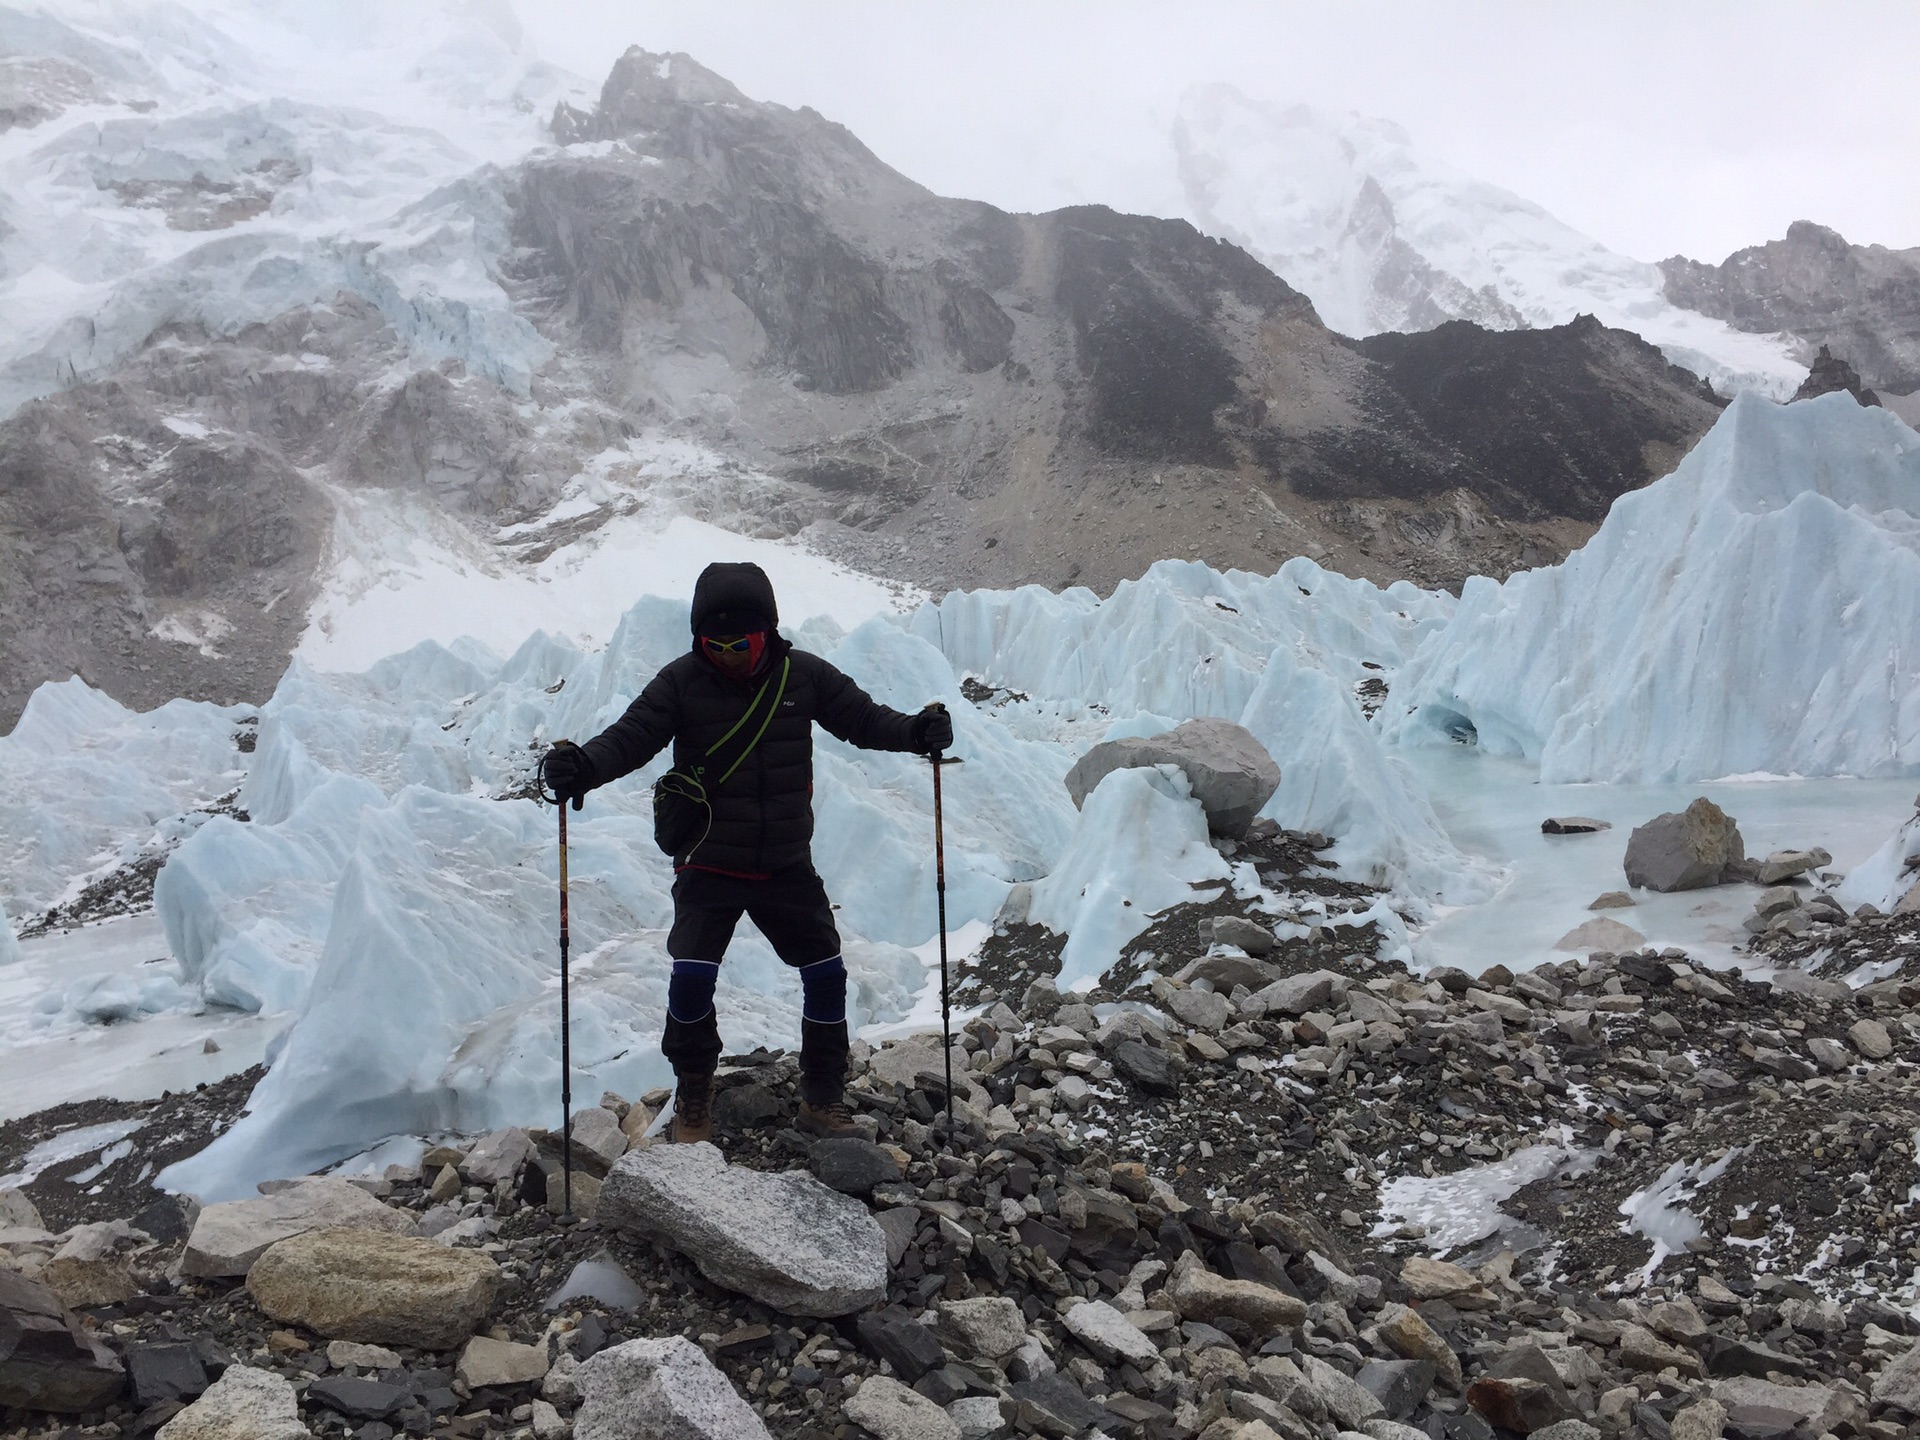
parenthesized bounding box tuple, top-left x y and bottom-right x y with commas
(1385, 392, 1920, 782)
(0, 680, 251, 918)
(0, 897, 19, 967)
(1028, 766, 1232, 989)
(1837, 811, 1920, 914)
(596, 1143, 887, 1317)
(918, 557, 1490, 903)
(151, 598, 1069, 1199)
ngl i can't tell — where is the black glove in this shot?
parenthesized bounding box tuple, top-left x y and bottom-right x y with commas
(911, 703, 954, 755)
(541, 740, 595, 809)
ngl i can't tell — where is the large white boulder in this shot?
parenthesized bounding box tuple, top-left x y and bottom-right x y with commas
(597, 1143, 887, 1316)
(573, 1336, 771, 1440)
(155, 1365, 312, 1440)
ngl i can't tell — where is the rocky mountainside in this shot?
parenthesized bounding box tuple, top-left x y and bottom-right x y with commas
(0, 41, 1730, 727)
(513, 56, 1727, 589)
(1660, 222, 1920, 397)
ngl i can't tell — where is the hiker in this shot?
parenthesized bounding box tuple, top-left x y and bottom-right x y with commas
(539, 561, 953, 1143)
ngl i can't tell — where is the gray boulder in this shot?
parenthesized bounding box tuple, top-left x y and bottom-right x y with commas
(1873, 1337, 1920, 1410)
(1174, 951, 1280, 992)
(1062, 1299, 1161, 1368)
(1165, 986, 1231, 1032)
(460, 1128, 531, 1186)
(1623, 797, 1745, 891)
(182, 1177, 418, 1278)
(1541, 817, 1610, 834)
(1208, 915, 1278, 956)
(1756, 848, 1828, 884)
(598, 1143, 886, 1316)
(1252, 969, 1342, 1016)
(1064, 718, 1280, 837)
(0, 1189, 42, 1229)
(844, 1375, 961, 1440)
(574, 1337, 771, 1440)
(935, 1297, 1027, 1361)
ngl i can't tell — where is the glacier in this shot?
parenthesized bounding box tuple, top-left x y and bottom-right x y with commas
(1171, 85, 1807, 398)
(0, 0, 583, 417)
(1385, 392, 1920, 783)
(5, 390, 1919, 1198)
(130, 556, 1458, 1197)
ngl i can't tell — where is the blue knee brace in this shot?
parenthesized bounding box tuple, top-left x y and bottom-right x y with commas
(667, 960, 719, 1023)
(798, 955, 847, 1024)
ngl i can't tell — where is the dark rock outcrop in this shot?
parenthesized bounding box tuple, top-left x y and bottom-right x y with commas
(1790, 344, 1881, 406)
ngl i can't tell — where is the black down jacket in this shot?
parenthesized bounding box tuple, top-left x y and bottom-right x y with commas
(577, 635, 924, 875)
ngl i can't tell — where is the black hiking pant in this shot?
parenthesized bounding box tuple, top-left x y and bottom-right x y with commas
(662, 864, 850, 1103)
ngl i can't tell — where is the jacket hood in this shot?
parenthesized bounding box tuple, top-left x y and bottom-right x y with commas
(690, 561, 779, 637)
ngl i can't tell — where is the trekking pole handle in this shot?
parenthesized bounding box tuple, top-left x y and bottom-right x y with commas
(539, 738, 586, 811)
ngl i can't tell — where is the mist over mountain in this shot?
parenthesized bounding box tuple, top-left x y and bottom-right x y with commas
(1168, 84, 1812, 401)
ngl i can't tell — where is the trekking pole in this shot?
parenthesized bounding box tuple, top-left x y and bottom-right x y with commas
(927, 731, 964, 1133)
(540, 743, 584, 1221)
(931, 744, 952, 1130)
(557, 797, 574, 1220)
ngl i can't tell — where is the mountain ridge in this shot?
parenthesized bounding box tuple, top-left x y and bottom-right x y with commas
(0, 36, 1746, 727)
(1660, 220, 1920, 397)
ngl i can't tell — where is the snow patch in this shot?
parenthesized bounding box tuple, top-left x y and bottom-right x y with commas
(1374, 1137, 1591, 1250)
(0, 1118, 145, 1189)
(1618, 1147, 1747, 1286)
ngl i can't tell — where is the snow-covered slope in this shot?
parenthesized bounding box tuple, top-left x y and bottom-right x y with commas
(1172, 85, 1807, 398)
(1384, 392, 1920, 782)
(0, 0, 582, 415)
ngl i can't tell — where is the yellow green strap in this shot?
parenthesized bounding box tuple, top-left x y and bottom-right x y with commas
(710, 657, 790, 787)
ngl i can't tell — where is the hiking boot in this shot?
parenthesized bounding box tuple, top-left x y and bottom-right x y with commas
(672, 1072, 714, 1144)
(796, 1096, 859, 1140)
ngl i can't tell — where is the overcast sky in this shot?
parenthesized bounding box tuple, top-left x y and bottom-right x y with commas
(507, 0, 1919, 265)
